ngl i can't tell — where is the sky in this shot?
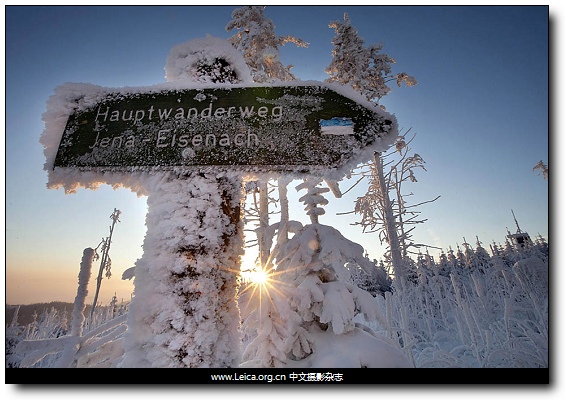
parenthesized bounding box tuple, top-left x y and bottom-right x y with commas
(3, 3, 552, 306)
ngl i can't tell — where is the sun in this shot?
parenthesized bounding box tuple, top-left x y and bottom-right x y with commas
(246, 268, 270, 285)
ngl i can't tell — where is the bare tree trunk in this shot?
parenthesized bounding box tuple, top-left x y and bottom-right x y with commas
(277, 177, 291, 247)
(91, 209, 121, 319)
(258, 181, 270, 267)
(393, 168, 408, 259)
(374, 151, 404, 278)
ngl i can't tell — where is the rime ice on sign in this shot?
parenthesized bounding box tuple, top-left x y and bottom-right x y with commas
(50, 84, 397, 177)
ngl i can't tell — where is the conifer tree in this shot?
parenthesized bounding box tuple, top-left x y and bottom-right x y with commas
(473, 237, 491, 273)
(437, 250, 451, 277)
(270, 178, 403, 366)
(226, 5, 308, 83)
(456, 244, 467, 269)
(240, 277, 291, 367)
(325, 12, 416, 106)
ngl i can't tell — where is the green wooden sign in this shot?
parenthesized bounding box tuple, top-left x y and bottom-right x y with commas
(54, 85, 395, 172)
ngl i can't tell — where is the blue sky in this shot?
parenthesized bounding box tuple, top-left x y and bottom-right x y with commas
(4, 4, 551, 305)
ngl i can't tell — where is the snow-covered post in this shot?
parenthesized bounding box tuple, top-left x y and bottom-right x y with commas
(38, 36, 257, 368)
(120, 172, 244, 367)
(55, 247, 95, 368)
(72, 247, 95, 337)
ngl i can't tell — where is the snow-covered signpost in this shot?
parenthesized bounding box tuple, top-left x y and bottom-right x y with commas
(53, 85, 395, 172)
(41, 36, 399, 368)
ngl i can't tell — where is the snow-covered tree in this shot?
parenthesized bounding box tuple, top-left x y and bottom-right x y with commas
(324, 13, 436, 281)
(239, 178, 303, 368)
(268, 178, 412, 367)
(90, 208, 121, 319)
(226, 5, 308, 83)
(242, 178, 280, 270)
(239, 272, 294, 368)
(325, 12, 416, 106)
(343, 133, 438, 279)
(6, 306, 25, 368)
(347, 259, 392, 298)
(471, 237, 491, 273)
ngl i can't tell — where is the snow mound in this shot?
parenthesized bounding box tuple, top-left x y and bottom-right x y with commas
(296, 325, 413, 368)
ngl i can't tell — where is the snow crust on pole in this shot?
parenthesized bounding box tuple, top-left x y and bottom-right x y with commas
(119, 172, 244, 368)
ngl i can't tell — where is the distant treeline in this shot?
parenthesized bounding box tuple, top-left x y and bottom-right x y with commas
(5, 302, 93, 327)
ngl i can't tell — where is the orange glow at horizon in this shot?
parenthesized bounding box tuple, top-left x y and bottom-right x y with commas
(6, 267, 134, 306)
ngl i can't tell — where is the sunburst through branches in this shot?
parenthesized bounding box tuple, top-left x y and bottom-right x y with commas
(238, 260, 299, 317)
